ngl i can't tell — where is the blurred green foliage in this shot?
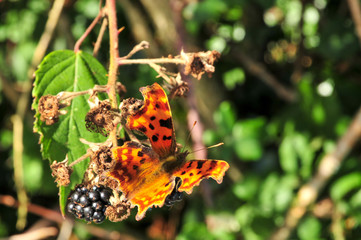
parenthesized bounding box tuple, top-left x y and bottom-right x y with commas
(1, 0, 361, 239)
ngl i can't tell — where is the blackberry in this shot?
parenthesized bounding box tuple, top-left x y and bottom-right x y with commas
(88, 190, 100, 202)
(67, 185, 112, 224)
(165, 177, 184, 207)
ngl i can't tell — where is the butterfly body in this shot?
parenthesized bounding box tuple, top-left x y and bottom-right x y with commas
(108, 83, 229, 220)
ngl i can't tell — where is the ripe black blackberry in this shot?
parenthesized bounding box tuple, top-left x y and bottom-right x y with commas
(67, 185, 112, 223)
(165, 177, 183, 207)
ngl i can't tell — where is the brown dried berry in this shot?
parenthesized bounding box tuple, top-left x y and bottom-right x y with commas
(85, 100, 116, 136)
(90, 146, 114, 174)
(169, 81, 189, 98)
(50, 159, 73, 186)
(184, 50, 221, 80)
(38, 95, 60, 125)
(105, 201, 131, 222)
(120, 98, 144, 119)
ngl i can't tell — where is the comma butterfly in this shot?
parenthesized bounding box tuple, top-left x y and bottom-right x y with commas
(107, 83, 229, 220)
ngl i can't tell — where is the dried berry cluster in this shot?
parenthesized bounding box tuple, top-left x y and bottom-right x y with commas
(67, 185, 112, 223)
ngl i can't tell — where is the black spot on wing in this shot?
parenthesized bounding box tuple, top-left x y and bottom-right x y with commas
(140, 158, 146, 164)
(133, 165, 139, 170)
(181, 171, 186, 175)
(162, 135, 172, 140)
(159, 118, 173, 129)
(149, 123, 155, 130)
(137, 151, 144, 157)
(150, 116, 156, 121)
(196, 161, 205, 169)
(187, 161, 193, 168)
(152, 135, 158, 142)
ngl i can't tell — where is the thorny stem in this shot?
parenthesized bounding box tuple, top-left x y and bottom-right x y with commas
(69, 151, 93, 168)
(118, 57, 185, 65)
(74, 7, 103, 53)
(57, 85, 108, 101)
(93, 17, 108, 57)
(106, 0, 120, 147)
(119, 41, 150, 59)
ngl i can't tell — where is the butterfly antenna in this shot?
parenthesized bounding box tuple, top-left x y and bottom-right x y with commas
(182, 121, 197, 152)
(189, 142, 224, 155)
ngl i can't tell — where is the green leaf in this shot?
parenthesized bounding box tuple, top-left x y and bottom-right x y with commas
(232, 118, 265, 161)
(32, 50, 108, 214)
(223, 68, 245, 90)
(297, 216, 321, 240)
(331, 172, 361, 201)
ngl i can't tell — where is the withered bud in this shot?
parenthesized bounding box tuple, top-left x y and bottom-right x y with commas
(183, 50, 221, 80)
(105, 200, 131, 222)
(90, 146, 114, 174)
(50, 158, 73, 186)
(38, 95, 60, 125)
(169, 81, 189, 98)
(120, 98, 144, 119)
(116, 82, 127, 97)
(85, 100, 117, 136)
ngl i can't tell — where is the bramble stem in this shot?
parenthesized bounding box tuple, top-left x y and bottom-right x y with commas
(93, 17, 108, 57)
(58, 85, 108, 101)
(106, 0, 120, 147)
(69, 151, 92, 168)
(74, 8, 103, 53)
(118, 57, 185, 65)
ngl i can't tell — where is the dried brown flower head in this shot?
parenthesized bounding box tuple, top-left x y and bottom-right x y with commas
(85, 100, 117, 136)
(38, 95, 60, 125)
(105, 199, 131, 222)
(183, 50, 221, 80)
(120, 98, 144, 119)
(169, 80, 189, 98)
(90, 146, 114, 174)
(50, 158, 72, 186)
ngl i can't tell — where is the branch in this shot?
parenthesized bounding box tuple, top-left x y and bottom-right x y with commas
(232, 51, 297, 103)
(105, 0, 120, 147)
(12, 0, 66, 229)
(118, 57, 185, 65)
(93, 17, 108, 57)
(270, 105, 361, 240)
(74, 7, 103, 52)
(347, 0, 361, 48)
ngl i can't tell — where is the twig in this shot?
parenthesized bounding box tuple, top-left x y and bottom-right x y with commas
(12, 0, 65, 230)
(270, 105, 361, 240)
(74, 7, 103, 52)
(8, 226, 58, 240)
(105, 0, 120, 147)
(0, 195, 141, 240)
(11, 115, 27, 230)
(119, 41, 150, 60)
(69, 151, 92, 168)
(0, 195, 64, 224)
(232, 50, 297, 102)
(93, 17, 108, 57)
(118, 57, 185, 65)
(347, 0, 361, 48)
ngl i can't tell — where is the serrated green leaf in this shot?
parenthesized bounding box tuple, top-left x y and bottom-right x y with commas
(32, 50, 108, 214)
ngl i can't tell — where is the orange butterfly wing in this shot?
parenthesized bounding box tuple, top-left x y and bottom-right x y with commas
(174, 160, 229, 194)
(107, 141, 175, 221)
(126, 83, 176, 159)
